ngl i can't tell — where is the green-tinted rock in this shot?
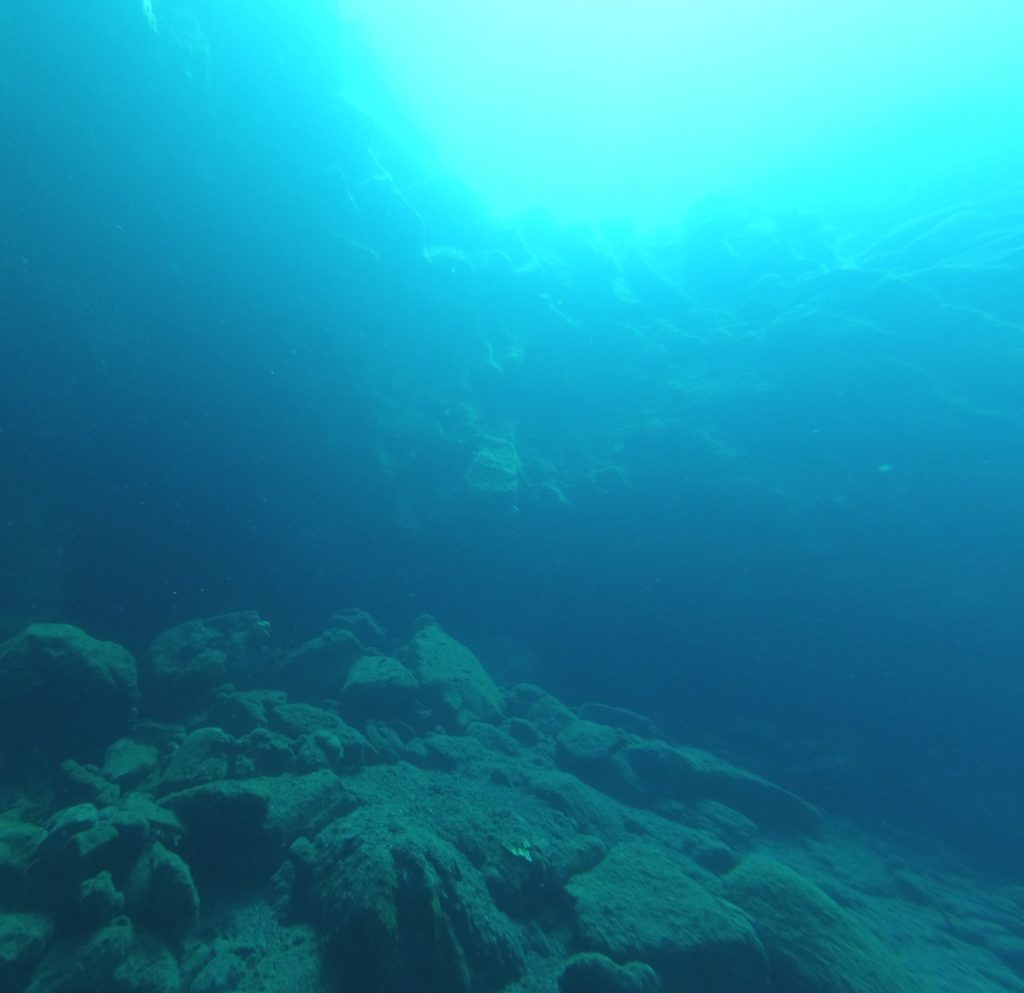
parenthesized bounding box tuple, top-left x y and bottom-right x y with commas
(144, 611, 272, 717)
(26, 915, 134, 993)
(620, 741, 821, 835)
(578, 702, 664, 739)
(109, 793, 184, 854)
(58, 759, 120, 806)
(340, 653, 419, 721)
(0, 624, 138, 760)
(0, 912, 53, 991)
(310, 803, 525, 992)
(159, 781, 269, 880)
(329, 607, 387, 650)
(1, 815, 46, 891)
(158, 727, 233, 793)
(127, 842, 199, 941)
(722, 856, 927, 993)
(71, 870, 124, 931)
(276, 626, 363, 699)
(556, 719, 627, 772)
(559, 952, 661, 993)
(403, 621, 504, 731)
(267, 702, 371, 765)
(260, 771, 356, 848)
(207, 689, 279, 736)
(568, 842, 768, 993)
(113, 933, 181, 993)
(102, 738, 160, 788)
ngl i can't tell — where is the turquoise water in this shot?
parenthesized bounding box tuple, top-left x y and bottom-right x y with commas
(1, 3, 1023, 991)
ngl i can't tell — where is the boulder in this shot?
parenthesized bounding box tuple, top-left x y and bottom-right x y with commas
(144, 612, 272, 718)
(25, 916, 135, 993)
(102, 738, 160, 789)
(273, 626, 363, 699)
(328, 607, 388, 650)
(70, 870, 124, 932)
(28, 803, 126, 907)
(0, 912, 53, 991)
(0, 816, 44, 902)
(266, 702, 372, 768)
(160, 781, 269, 881)
(157, 727, 233, 793)
(556, 719, 627, 777)
(306, 803, 525, 993)
(402, 621, 504, 731)
(0, 624, 137, 762)
(578, 702, 664, 739)
(126, 842, 199, 941)
(617, 741, 821, 835)
(567, 842, 768, 993)
(559, 952, 661, 993)
(206, 689, 279, 736)
(57, 759, 120, 807)
(26, 917, 181, 993)
(186, 904, 320, 993)
(722, 856, 927, 993)
(339, 653, 419, 723)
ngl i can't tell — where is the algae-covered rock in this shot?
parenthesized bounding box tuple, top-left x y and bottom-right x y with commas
(71, 870, 124, 931)
(185, 903, 323, 993)
(578, 702, 664, 739)
(307, 803, 525, 993)
(556, 719, 627, 775)
(26, 915, 134, 993)
(0, 912, 53, 991)
(329, 607, 388, 650)
(109, 793, 184, 854)
(559, 952, 661, 993)
(618, 740, 821, 835)
(0, 815, 44, 902)
(27, 916, 180, 993)
(207, 689, 278, 736)
(265, 771, 354, 842)
(274, 626, 363, 699)
(28, 804, 125, 907)
(339, 652, 419, 722)
(58, 759, 120, 806)
(102, 738, 160, 788)
(158, 726, 234, 793)
(113, 932, 181, 993)
(0, 624, 138, 762)
(127, 842, 199, 941)
(160, 780, 269, 880)
(144, 611, 272, 717)
(722, 856, 927, 993)
(463, 436, 521, 500)
(403, 621, 504, 731)
(567, 842, 768, 993)
(266, 702, 372, 769)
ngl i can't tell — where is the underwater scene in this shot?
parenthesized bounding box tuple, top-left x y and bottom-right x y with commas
(1, 1, 1023, 991)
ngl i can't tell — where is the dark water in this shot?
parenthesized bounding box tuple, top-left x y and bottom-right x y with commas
(3, 0, 1023, 879)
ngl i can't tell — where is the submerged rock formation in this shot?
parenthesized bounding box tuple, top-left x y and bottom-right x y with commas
(0, 612, 1018, 993)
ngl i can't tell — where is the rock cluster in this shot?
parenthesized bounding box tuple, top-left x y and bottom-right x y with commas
(0, 612, 956, 993)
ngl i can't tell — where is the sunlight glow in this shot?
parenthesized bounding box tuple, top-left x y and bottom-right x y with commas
(339, 0, 1024, 229)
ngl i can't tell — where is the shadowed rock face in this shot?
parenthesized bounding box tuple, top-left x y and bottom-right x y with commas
(0, 611, 1013, 993)
(0, 624, 138, 765)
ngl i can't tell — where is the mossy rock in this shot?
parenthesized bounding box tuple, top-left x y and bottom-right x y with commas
(722, 856, 927, 993)
(567, 842, 768, 993)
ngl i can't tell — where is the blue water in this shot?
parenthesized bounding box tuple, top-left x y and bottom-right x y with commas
(2, 0, 1023, 884)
